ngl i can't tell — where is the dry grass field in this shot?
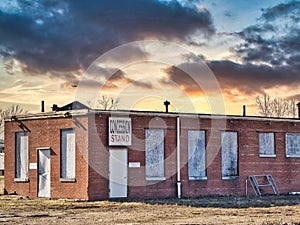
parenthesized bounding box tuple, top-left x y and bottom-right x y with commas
(0, 194, 299, 224)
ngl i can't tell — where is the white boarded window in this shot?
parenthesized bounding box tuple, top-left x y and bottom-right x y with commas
(188, 130, 206, 180)
(259, 133, 275, 157)
(15, 132, 28, 181)
(221, 131, 238, 178)
(286, 133, 300, 157)
(61, 129, 75, 179)
(145, 129, 165, 180)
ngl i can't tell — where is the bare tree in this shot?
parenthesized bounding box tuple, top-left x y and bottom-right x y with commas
(0, 105, 28, 138)
(96, 95, 119, 110)
(1, 105, 27, 118)
(256, 93, 273, 117)
(270, 97, 289, 118)
(256, 94, 298, 118)
(288, 98, 297, 118)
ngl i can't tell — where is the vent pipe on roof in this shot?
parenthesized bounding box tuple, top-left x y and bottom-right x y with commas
(41, 101, 45, 112)
(243, 105, 246, 117)
(164, 100, 170, 113)
(297, 102, 300, 119)
(52, 104, 58, 111)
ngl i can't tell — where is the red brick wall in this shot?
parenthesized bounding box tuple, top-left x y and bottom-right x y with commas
(87, 113, 178, 199)
(88, 114, 300, 199)
(180, 117, 300, 197)
(4, 115, 89, 199)
(127, 115, 177, 199)
(5, 112, 300, 200)
(87, 112, 109, 200)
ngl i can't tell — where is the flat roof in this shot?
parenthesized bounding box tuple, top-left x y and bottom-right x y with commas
(4, 108, 300, 123)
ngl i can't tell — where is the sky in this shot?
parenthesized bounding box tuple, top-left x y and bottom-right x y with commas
(0, 0, 299, 116)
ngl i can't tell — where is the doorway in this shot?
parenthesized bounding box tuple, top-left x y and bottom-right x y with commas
(38, 149, 51, 198)
(109, 149, 128, 198)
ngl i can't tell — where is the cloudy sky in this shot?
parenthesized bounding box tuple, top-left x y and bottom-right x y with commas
(0, 0, 299, 115)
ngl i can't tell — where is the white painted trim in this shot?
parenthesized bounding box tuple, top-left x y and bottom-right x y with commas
(146, 177, 166, 181)
(60, 178, 76, 182)
(14, 177, 29, 182)
(222, 176, 239, 180)
(286, 155, 300, 158)
(259, 154, 276, 158)
(189, 176, 208, 181)
(36, 147, 51, 150)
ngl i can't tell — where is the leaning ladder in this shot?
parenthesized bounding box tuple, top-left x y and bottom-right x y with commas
(246, 174, 280, 196)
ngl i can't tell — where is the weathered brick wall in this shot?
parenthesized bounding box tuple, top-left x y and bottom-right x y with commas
(4, 115, 89, 199)
(88, 113, 178, 199)
(89, 114, 300, 199)
(128, 115, 177, 199)
(180, 117, 300, 197)
(87, 112, 109, 200)
(5, 112, 300, 200)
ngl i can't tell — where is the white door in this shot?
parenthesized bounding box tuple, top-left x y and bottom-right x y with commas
(38, 149, 51, 198)
(109, 149, 128, 198)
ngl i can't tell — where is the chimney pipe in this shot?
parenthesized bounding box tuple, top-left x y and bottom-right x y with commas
(297, 102, 300, 119)
(164, 100, 170, 113)
(243, 105, 246, 117)
(41, 100, 45, 112)
(52, 104, 58, 111)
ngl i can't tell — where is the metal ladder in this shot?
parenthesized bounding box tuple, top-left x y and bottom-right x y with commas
(246, 174, 280, 196)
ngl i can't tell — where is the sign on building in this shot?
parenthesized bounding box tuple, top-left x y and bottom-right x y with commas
(109, 117, 132, 146)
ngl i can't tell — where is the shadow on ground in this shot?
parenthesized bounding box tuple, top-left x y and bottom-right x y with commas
(115, 195, 300, 208)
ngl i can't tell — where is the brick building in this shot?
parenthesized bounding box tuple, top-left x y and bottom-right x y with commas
(4, 108, 300, 200)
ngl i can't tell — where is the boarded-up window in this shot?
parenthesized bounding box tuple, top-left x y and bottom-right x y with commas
(145, 129, 165, 180)
(286, 133, 300, 157)
(15, 132, 28, 180)
(259, 133, 275, 157)
(221, 131, 238, 178)
(188, 130, 206, 180)
(61, 129, 75, 179)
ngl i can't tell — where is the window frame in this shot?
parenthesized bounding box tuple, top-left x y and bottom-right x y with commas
(145, 128, 165, 181)
(60, 128, 76, 182)
(286, 133, 300, 158)
(14, 132, 29, 182)
(258, 132, 276, 158)
(188, 130, 207, 181)
(221, 131, 239, 179)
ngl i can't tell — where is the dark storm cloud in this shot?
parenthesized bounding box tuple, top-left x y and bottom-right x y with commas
(161, 66, 203, 94)
(159, 1, 300, 98)
(208, 60, 300, 94)
(0, 0, 215, 79)
(83, 65, 154, 90)
(260, 1, 300, 21)
(233, 1, 300, 67)
(108, 70, 154, 90)
(161, 60, 300, 96)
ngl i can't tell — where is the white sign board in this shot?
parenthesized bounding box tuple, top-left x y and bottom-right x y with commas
(109, 117, 132, 146)
(29, 163, 37, 170)
(129, 162, 140, 168)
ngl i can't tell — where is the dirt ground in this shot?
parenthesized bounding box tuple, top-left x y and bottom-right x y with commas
(0, 194, 299, 225)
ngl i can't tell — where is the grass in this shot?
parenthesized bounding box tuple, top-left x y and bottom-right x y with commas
(0, 195, 299, 224)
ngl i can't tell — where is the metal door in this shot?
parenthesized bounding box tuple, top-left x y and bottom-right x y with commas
(38, 149, 51, 198)
(109, 149, 128, 198)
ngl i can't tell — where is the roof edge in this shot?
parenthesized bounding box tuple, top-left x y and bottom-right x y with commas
(4, 109, 300, 123)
